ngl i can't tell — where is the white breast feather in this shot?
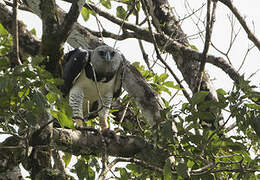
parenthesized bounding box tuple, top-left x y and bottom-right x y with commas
(70, 69, 116, 117)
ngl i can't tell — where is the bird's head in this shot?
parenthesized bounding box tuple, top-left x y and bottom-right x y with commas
(91, 45, 123, 74)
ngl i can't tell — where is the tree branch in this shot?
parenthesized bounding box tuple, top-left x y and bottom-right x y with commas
(219, 0, 260, 51)
(78, 4, 239, 87)
(52, 128, 169, 168)
(59, 0, 85, 43)
(141, 0, 191, 103)
(196, 0, 217, 92)
(0, 3, 40, 56)
(11, 0, 22, 66)
(79, 4, 260, 106)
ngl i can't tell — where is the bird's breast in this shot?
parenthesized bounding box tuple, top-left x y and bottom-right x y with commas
(73, 69, 116, 114)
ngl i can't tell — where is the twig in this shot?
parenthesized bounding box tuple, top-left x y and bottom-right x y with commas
(113, 0, 136, 48)
(179, 2, 206, 23)
(237, 44, 255, 72)
(135, 8, 151, 71)
(195, 0, 217, 93)
(184, 0, 205, 43)
(89, 63, 106, 108)
(119, 101, 129, 125)
(11, 0, 22, 66)
(4, 0, 32, 12)
(226, 122, 237, 132)
(107, 157, 163, 174)
(0, 145, 25, 149)
(84, 26, 136, 40)
(219, 0, 260, 51)
(141, 0, 191, 103)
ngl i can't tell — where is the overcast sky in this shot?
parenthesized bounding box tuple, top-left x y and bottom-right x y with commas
(17, 1, 260, 94)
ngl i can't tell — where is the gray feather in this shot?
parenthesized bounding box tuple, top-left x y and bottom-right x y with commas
(64, 45, 124, 123)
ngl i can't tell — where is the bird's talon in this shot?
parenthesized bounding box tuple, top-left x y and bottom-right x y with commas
(74, 119, 85, 130)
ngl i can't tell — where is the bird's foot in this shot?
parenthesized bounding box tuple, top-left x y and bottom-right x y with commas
(74, 119, 85, 129)
(101, 128, 119, 143)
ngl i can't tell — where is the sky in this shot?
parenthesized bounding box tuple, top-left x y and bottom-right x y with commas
(16, 0, 260, 96)
(1, 0, 260, 179)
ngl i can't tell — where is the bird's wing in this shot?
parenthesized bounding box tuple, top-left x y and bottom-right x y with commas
(113, 54, 125, 98)
(61, 48, 90, 95)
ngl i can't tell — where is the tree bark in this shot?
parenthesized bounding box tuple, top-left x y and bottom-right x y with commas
(53, 128, 168, 168)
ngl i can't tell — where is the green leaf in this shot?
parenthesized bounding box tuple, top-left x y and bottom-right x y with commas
(190, 44, 198, 50)
(32, 90, 48, 110)
(86, 166, 95, 180)
(74, 159, 95, 180)
(245, 103, 260, 110)
(187, 160, 194, 169)
(176, 161, 189, 178)
(159, 85, 171, 95)
(222, 139, 246, 151)
(163, 81, 182, 90)
(101, 0, 111, 9)
(50, 109, 73, 128)
(216, 88, 227, 96)
(116, 6, 127, 19)
(115, 168, 130, 180)
(191, 91, 209, 106)
(161, 121, 174, 139)
(250, 115, 260, 137)
(46, 92, 57, 103)
(158, 73, 169, 83)
(18, 88, 30, 98)
(62, 152, 72, 168)
(163, 159, 172, 180)
(126, 163, 139, 172)
(81, 7, 90, 21)
(0, 23, 8, 35)
(30, 28, 37, 36)
(201, 174, 214, 180)
(135, 1, 140, 12)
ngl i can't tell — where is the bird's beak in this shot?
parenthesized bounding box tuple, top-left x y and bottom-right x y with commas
(105, 52, 111, 61)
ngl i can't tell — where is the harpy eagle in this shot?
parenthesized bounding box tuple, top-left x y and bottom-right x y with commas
(61, 45, 124, 132)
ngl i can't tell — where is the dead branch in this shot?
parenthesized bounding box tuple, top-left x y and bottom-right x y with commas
(196, 0, 217, 92)
(219, 0, 260, 51)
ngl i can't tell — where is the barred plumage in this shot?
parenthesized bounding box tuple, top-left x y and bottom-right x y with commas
(62, 45, 124, 131)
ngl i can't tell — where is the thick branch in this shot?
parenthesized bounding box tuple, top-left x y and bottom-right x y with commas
(78, 4, 240, 87)
(1, 1, 251, 98)
(0, 3, 40, 56)
(40, 0, 63, 77)
(219, 0, 260, 51)
(59, 0, 85, 43)
(0, 136, 25, 179)
(53, 128, 168, 168)
(122, 62, 166, 126)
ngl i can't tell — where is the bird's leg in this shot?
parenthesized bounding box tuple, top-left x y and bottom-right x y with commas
(69, 87, 85, 129)
(99, 106, 109, 131)
(98, 96, 119, 143)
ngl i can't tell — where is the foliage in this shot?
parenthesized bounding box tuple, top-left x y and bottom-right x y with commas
(113, 62, 260, 179)
(0, 28, 73, 137)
